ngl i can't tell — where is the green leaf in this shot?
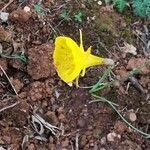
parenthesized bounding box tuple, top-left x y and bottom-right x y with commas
(74, 12, 82, 22)
(143, 0, 150, 19)
(112, 0, 127, 13)
(60, 10, 71, 21)
(15, 53, 27, 63)
(34, 4, 41, 12)
(132, 0, 145, 17)
(33, 4, 45, 16)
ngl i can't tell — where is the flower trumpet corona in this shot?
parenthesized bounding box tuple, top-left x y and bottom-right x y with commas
(53, 30, 114, 87)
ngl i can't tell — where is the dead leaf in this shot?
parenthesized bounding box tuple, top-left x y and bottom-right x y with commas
(121, 42, 137, 55)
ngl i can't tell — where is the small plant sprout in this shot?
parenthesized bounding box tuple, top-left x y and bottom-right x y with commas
(60, 10, 71, 21)
(33, 4, 45, 16)
(112, 0, 127, 13)
(53, 30, 114, 87)
(89, 66, 115, 93)
(74, 11, 83, 22)
(15, 53, 27, 63)
(1, 52, 27, 63)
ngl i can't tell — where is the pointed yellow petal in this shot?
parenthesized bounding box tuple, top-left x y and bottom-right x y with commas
(79, 29, 84, 51)
(81, 67, 86, 77)
(87, 46, 91, 54)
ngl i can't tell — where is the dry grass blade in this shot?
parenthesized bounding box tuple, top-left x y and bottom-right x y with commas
(32, 115, 44, 135)
(0, 101, 19, 113)
(0, 65, 18, 95)
(75, 132, 79, 150)
(1, 0, 14, 11)
(21, 135, 29, 150)
(32, 113, 61, 136)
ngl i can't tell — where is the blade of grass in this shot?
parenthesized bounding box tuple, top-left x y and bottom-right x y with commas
(91, 80, 115, 93)
(1, 53, 27, 63)
(90, 97, 119, 107)
(89, 66, 113, 93)
(91, 94, 150, 138)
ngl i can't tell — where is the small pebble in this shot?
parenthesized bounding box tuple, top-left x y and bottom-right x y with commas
(0, 12, 9, 22)
(24, 6, 30, 12)
(91, 16, 96, 20)
(107, 132, 117, 142)
(97, 1, 102, 5)
(101, 137, 106, 145)
(89, 139, 94, 147)
(129, 112, 137, 122)
(55, 90, 60, 98)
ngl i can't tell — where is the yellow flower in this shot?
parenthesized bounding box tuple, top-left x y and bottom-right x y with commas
(53, 30, 114, 87)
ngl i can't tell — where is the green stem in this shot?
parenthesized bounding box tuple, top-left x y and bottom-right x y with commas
(89, 66, 113, 93)
(91, 94, 150, 138)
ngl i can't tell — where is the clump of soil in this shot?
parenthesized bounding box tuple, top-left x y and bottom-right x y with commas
(127, 57, 150, 75)
(0, 98, 29, 127)
(27, 79, 53, 102)
(27, 44, 55, 80)
(9, 9, 31, 23)
(0, 26, 12, 42)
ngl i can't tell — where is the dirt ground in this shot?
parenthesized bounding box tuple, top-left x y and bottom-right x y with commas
(0, 0, 150, 150)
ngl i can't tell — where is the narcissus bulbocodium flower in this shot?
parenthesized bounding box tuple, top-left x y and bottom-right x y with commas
(53, 30, 114, 87)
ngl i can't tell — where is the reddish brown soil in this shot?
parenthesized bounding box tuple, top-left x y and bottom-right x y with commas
(0, 0, 150, 150)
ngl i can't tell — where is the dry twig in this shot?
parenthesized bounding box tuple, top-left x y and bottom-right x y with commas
(129, 77, 145, 94)
(0, 102, 19, 113)
(1, 0, 14, 11)
(0, 65, 18, 95)
(75, 133, 79, 150)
